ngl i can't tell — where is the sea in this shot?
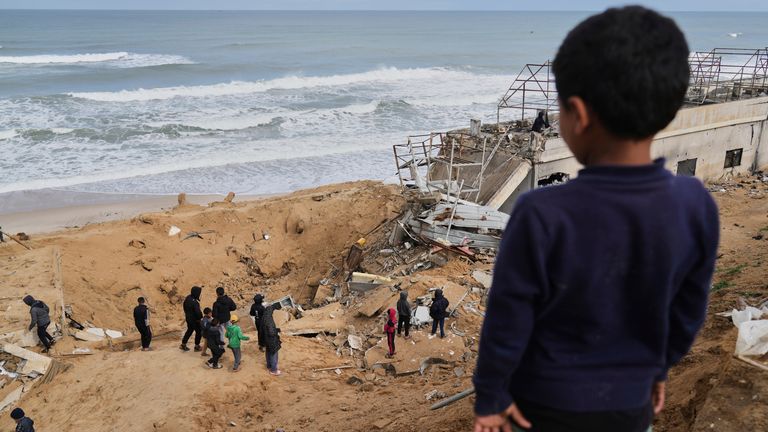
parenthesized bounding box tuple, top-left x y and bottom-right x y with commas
(0, 10, 766, 210)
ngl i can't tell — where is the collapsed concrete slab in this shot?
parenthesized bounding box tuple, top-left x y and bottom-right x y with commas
(364, 331, 468, 375)
(355, 287, 398, 318)
(281, 303, 345, 336)
(2, 344, 52, 376)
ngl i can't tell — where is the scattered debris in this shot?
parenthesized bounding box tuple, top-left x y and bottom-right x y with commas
(168, 226, 181, 236)
(425, 389, 448, 401)
(128, 239, 146, 249)
(430, 387, 476, 410)
(182, 230, 216, 241)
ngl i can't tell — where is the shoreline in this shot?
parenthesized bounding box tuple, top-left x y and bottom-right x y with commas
(0, 189, 265, 235)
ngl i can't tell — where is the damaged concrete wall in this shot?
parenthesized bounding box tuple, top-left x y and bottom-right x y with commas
(533, 97, 768, 186)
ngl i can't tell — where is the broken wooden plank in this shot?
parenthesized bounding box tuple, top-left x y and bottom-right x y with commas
(0, 231, 31, 250)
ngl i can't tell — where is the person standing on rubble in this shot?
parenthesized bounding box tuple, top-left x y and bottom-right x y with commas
(261, 302, 283, 376)
(473, 7, 719, 432)
(212, 286, 237, 325)
(429, 289, 449, 338)
(531, 111, 550, 133)
(396, 291, 412, 338)
(133, 297, 152, 351)
(249, 294, 266, 351)
(384, 308, 397, 358)
(23, 295, 54, 353)
(10, 408, 34, 432)
(205, 318, 225, 369)
(180, 286, 203, 352)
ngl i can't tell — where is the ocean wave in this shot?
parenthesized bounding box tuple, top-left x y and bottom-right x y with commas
(67, 67, 483, 102)
(0, 52, 194, 68)
(0, 129, 18, 140)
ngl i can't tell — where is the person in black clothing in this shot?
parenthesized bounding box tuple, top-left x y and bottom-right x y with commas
(249, 293, 266, 351)
(212, 286, 237, 324)
(10, 408, 34, 432)
(396, 291, 412, 338)
(261, 302, 283, 375)
(205, 318, 225, 369)
(133, 297, 152, 351)
(429, 289, 449, 338)
(531, 111, 550, 133)
(23, 295, 54, 352)
(180, 286, 203, 352)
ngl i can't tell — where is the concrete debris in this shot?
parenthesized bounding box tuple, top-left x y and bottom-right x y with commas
(168, 225, 181, 236)
(2, 344, 52, 376)
(348, 335, 363, 351)
(471, 270, 493, 289)
(454, 367, 465, 377)
(413, 306, 433, 325)
(349, 272, 393, 293)
(425, 389, 448, 401)
(282, 303, 344, 336)
(0, 381, 23, 413)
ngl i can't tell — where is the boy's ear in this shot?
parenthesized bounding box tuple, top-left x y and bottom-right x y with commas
(565, 96, 591, 135)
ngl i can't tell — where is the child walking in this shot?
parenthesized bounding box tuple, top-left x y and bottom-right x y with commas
(205, 318, 225, 369)
(225, 314, 249, 372)
(200, 307, 212, 356)
(473, 7, 719, 432)
(384, 308, 397, 358)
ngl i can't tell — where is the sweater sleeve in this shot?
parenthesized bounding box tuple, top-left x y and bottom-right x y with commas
(473, 196, 550, 416)
(658, 193, 719, 381)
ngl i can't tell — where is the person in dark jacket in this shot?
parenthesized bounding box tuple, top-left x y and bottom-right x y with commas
(429, 289, 449, 338)
(180, 286, 203, 352)
(384, 308, 397, 358)
(261, 302, 283, 375)
(249, 294, 266, 351)
(205, 318, 225, 369)
(10, 408, 34, 432)
(133, 297, 152, 351)
(396, 291, 412, 338)
(531, 111, 550, 133)
(200, 307, 212, 356)
(212, 286, 237, 324)
(23, 295, 53, 352)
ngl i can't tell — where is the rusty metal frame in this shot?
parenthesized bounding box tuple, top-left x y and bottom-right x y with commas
(497, 61, 558, 123)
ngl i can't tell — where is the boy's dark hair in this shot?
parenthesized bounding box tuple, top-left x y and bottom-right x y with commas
(552, 6, 690, 139)
(203, 307, 212, 314)
(216, 287, 224, 296)
(211, 318, 220, 326)
(137, 297, 145, 304)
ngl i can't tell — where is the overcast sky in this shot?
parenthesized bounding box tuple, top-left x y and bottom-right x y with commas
(1, 0, 767, 11)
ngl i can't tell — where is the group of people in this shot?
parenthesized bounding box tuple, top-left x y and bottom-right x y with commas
(383, 288, 450, 358)
(132, 286, 284, 375)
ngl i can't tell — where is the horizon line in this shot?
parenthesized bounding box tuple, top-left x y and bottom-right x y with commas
(1, 8, 768, 13)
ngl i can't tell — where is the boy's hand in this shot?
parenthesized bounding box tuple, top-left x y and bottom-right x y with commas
(652, 381, 666, 414)
(474, 403, 532, 432)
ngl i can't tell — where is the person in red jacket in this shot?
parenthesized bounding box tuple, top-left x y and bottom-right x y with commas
(384, 308, 397, 358)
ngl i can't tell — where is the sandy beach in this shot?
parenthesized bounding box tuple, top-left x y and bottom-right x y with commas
(0, 189, 264, 235)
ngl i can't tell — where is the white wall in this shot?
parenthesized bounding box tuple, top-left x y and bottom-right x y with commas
(534, 97, 768, 183)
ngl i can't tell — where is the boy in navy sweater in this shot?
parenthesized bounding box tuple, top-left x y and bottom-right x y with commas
(473, 7, 719, 432)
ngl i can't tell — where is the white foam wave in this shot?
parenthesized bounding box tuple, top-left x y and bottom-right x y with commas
(0, 129, 18, 140)
(68, 67, 481, 102)
(0, 52, 193, 67)
(50, 128, 74, 134)
(406, 94, 501, 107)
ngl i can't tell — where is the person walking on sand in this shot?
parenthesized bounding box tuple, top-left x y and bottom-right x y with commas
(133, 297, 152, 351)
(212, 286, 237, 325)
(200, 307, 213, 356)
(261, 302, 283, 376)
(180, 286, 203, 352)
(384, 308, 397, 358)
(249, 294, 266, 351)
(23, 295, 54, 353)
(429, 289, 449, 338)
(225, 314, 249, 372)
(205, 318, 225, 369)
(396, 291, 411, 338)
(10, 408, 34, 432)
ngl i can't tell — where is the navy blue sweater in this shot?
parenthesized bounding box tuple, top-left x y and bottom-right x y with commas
(473, 159, 719, 416)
